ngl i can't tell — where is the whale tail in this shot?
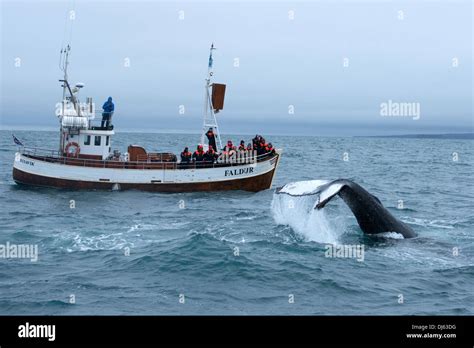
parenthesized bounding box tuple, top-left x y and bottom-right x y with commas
(276, 179, 416, 238)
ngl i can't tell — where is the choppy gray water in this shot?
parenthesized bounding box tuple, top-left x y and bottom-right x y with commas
(0, 130, 473, 314)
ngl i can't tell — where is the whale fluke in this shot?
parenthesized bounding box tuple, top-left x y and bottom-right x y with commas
(276, 179, 416, 238)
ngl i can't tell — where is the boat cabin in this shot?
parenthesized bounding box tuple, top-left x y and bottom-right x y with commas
(64, 129, 114, 160)
(58, 87, 114, 160)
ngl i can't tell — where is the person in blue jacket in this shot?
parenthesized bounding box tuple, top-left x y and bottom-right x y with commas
(101, 97, 115, 128)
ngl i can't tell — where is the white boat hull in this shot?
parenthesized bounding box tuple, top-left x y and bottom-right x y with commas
(13, 151, 281, 192)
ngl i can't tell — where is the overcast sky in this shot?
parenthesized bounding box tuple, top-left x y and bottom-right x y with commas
(1, 0, 472, 135)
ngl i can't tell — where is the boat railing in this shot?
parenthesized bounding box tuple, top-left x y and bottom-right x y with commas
(87, 121, 114, 131)
(19, 146, 277, 170)
(20, 147, 63, 158)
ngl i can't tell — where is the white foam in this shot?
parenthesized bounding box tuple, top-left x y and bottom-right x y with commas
(271, 189, 345, 244)
(403, 217, 455, 229)
(70, 232, 130, 251)
(377, 232, 405, 239)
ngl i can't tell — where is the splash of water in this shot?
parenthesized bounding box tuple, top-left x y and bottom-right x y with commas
(271, 191, 345, 244)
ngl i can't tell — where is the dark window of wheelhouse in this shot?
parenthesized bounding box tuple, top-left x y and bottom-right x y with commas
(106, 136, 110, 146)
(94, 136, 101, 146)
(84, 135, 91, 145)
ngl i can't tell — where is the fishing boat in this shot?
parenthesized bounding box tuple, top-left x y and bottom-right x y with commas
(12, 45, 281, 192)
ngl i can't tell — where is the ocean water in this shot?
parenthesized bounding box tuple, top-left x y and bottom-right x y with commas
(0, 130, 473, 315)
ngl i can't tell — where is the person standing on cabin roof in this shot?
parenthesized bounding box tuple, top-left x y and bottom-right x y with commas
(101, 97, 115, 129)
(206, 128, 217, 152)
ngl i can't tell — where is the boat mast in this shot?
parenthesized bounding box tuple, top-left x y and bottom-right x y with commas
(59, 44, 78, 153)
(201, 43, 223, 151)
(58, 45, 70, 154)
(61, 45, 70, 101)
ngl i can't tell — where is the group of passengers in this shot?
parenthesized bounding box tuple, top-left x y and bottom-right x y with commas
(251, 134, 275, 156)
(180, 145, 218, 164)
(180, 128, 275, 164)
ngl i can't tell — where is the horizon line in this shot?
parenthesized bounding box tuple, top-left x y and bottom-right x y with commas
(1, 125, 473, 138)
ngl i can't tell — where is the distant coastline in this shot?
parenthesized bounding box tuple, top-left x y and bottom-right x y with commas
(1, 126, 473, 139)
(360, 133, 474, 140)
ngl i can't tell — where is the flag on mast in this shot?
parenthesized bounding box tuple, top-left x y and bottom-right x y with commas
(12, 134, 23, 146)
(208, 54, 213, 68)
(208, 43, 215, 68)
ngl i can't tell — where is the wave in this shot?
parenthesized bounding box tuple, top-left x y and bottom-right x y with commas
(402, 217, 458, 229)
(234, 212, 259, 221)
(68, 232, 131, 252)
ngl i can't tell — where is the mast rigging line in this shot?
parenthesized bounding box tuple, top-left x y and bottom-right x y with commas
(60, 0, 75, 51)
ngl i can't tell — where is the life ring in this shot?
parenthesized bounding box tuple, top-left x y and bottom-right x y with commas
(65, 142, 80, 157)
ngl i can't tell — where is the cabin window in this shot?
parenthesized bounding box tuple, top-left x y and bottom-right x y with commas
(106, 136, 110, 146)
(94, 136, 101, 146)
(84, 135, 91, 145)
